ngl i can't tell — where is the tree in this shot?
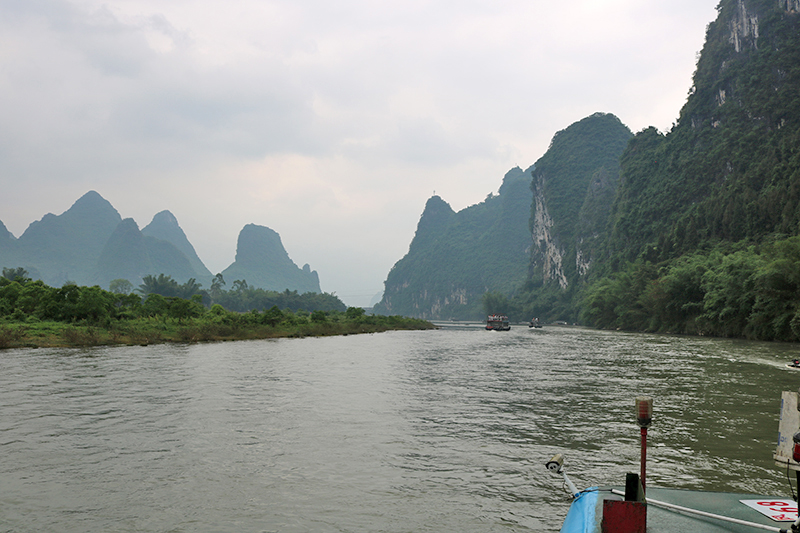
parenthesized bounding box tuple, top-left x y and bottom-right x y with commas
(166, 296, 203, 322)
(75, 286, 114, 322)
(2, 267, 29, 283)
(346, 306, 366, 320)
(482, 291, 510, 316)
(138, 274, 177, 296)
(262, 305, 284, 326)
(211, 273, 226, 294)
(177, 278, 202, 300)
(109, 279, 134, 295)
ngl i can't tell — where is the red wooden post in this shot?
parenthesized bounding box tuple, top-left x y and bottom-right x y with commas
(640, 426, 647, 492)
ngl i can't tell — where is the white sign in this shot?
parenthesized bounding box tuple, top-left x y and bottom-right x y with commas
(774, 391, 800, 471)
(740, 499, 798, 522)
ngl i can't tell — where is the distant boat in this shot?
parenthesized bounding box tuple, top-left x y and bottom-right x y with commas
(528, 317, 542, 328)
(485, 314, 510, 331)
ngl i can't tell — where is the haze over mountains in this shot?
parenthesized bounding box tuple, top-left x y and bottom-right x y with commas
(0, 191, 320, 294)
(376, 0, 800, 336)
(375, 113, 632, 319)
(2, 0, 796, 334)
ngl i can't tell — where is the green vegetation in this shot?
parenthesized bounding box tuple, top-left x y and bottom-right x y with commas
(604, 1, 800, 271)
(581, 236, 800, 341)
(132, 272, 344, 313)
(507, 113, 632, 323)
(507, 1, 800, 338)
(375, 167, 534, 320)
(0, 269, 433, 349)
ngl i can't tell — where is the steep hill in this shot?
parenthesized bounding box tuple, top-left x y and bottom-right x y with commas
(374, 167, 534, 319)
(529, 113, 633, 287)
(15, 191, 122, 286)
(221, 224, 321, 294)
(0, 192, 321, 296)
(605, 0, 800, 267)
(142, 210, 213, 284)
(581, 0, 800, 340)
(93, 218, 203, 289)
(505, 113, 632, 322)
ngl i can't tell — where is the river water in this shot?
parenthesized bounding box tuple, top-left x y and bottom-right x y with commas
(1, 325, 799, 532)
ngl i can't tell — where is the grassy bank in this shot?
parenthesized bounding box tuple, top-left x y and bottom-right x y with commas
(0, 313, 436, 349)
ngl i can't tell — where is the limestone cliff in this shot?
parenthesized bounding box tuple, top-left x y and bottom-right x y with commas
(221, 224, 320, 294)
(375, 167, 533, 320)
(142, 210, 213, 284)
(527, 113, 632, 291)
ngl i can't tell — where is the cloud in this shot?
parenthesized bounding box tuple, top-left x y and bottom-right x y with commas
(0, 0, 720, 305)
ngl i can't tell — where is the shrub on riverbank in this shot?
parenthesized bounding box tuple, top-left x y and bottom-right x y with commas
(581, 236, 800, 341)
(0, 277, 434, 348)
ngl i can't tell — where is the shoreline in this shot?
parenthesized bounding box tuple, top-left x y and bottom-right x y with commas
(0, 318, 437, 350)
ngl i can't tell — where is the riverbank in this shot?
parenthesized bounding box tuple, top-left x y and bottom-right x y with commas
(0, 315, 436, 349)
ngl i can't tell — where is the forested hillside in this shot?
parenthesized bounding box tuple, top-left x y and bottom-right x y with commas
(374, 167, 534, 319)
(506, 113, 632, 322)
(582, 0, 800, 340)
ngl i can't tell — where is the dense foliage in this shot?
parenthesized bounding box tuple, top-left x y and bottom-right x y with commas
(375, 167, 534, 320)
(0, 271, 431, 348)
(509, 113, 632, 323)
(603, 0, 800, 271)
(582, 236, 800, 341)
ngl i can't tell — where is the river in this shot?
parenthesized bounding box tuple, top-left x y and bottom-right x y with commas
(1, 325, 798, 532)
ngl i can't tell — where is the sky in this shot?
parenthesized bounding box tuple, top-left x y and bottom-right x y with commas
(0, 0, 720, 307)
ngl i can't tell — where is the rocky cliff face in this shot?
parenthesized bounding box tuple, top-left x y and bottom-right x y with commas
(530, 173, 567, 288)
(729, 0, 760, 52)
(605, 0, 800, 267)
(375, 167, 534, 320)
(527, 113, 632, 290)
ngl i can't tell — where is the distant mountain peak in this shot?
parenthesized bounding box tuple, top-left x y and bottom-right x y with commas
(0, 220, 16, 241)
(221, 224, 321, 293)
(65, 191, 118, 218)
(234, 224, 286, 266)
(419, 195, 455, 225)
(75, 190, 105, 203)
(142, 210, 212, 281)
(150, 210, 179, 226)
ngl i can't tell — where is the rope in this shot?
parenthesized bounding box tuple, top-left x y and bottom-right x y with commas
(609, 489, 792, 533)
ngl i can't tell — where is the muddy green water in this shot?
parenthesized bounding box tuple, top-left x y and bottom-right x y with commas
(1, 326, 798, 532)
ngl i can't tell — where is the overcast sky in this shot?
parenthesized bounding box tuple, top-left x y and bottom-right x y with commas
(1, 0, 719, 306)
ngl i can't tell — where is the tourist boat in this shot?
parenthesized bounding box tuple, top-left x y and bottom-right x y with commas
(529, 317, 542, 328)
(548, 394, 800, 532)
(485, 314, 510, 331)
